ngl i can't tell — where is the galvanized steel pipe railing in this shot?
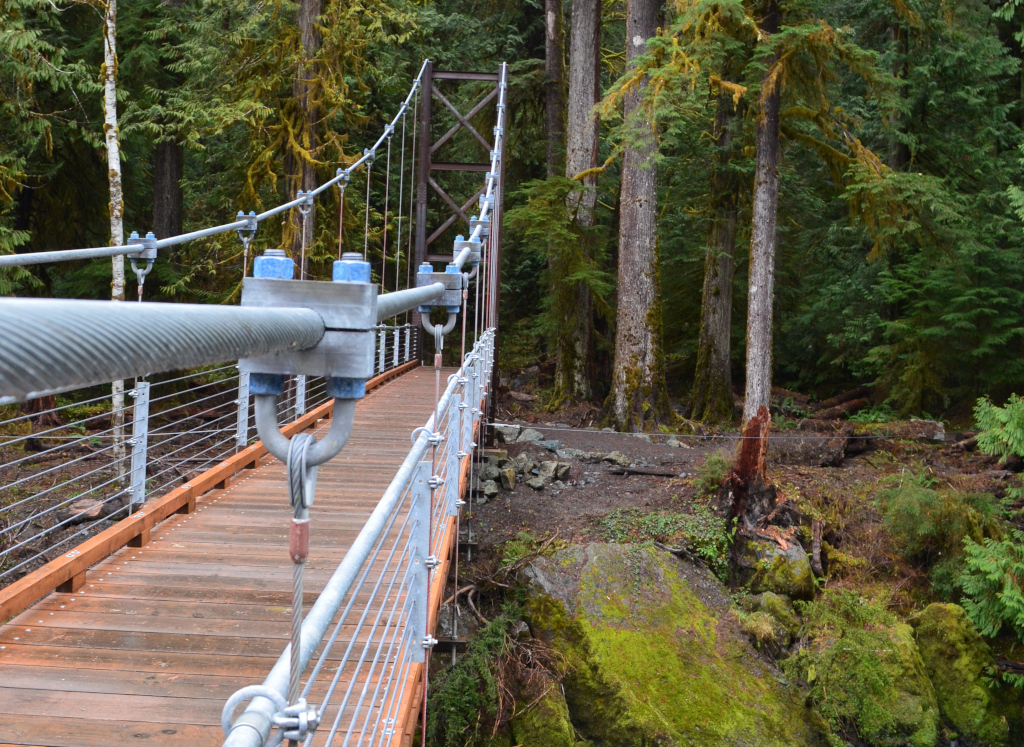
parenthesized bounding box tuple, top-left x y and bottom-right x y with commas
(0, 299, 324, 404)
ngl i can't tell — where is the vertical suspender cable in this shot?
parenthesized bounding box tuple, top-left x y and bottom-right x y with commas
(337, 178, 346, 261)
(380, 133, 393, 293)
(405, 92, 419, 321)
(394, 112, 408, 299)
(362, 161, 373, 261)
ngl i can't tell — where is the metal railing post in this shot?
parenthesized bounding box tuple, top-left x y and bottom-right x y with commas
(393, 327, 400, 368)
(129, 382, 151, 511)
(378, 327, 387, 373)
(408, 461, 433, 662)
(404, 325, 412, 363)
(236, 371, 250, 450)
(295, 374, 306, 416)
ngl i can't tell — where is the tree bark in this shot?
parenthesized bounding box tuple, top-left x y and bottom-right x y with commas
(545, 0, 565, 177)
(742, 0, 781, 424)
(286, 0, 322, 269)
(102, 0, 126, 479)
(608, 0, 669, 431)
(153, 140, 182, 240)
(557, 0, 602, 401)
(690, 94, 739, 423)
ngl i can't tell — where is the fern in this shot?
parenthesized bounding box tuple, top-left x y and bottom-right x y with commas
(974, 394, 1024, 507)
(961, 530, 1024, 650)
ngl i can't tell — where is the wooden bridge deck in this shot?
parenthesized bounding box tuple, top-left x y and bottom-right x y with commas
(0, 368, 442, 747)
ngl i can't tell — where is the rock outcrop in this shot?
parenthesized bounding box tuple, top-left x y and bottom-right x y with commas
(522, 543, 823, 746)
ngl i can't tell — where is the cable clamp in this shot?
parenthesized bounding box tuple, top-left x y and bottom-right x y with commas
(271, 697, 320, 742)
(456, 498, 466, 508)
(422, 635, 439, 649)
(296, 189, 314, 217)
(425, 555, 440, 570)
(428, 475, 445, 489)
(457, 451, 468, 459)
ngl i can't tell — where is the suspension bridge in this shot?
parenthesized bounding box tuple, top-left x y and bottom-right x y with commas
(0, 60, 506, 747)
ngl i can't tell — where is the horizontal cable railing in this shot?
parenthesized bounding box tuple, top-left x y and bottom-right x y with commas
(0, 326, 416, 589)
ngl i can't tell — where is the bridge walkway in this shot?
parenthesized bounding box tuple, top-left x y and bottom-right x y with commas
(0, 367, 443, 747)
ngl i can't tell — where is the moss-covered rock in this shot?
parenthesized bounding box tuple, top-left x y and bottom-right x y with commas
(510, 686, 576, 747)
(751, 544, 815, 601)
(740, 592, 800, 638)
(785, 589, 940, 747)
(911, 603, 1017, 746)
(524, 543, 823, 746)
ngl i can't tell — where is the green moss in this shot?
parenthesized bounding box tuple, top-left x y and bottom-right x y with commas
(911, 603, 1015, 746)
(784, 590, 939, 747)
(510, 688, 576, 747)
(751, 546, 815, 601)
(526, 544, 821, 746)
(759, 592, 800, 638)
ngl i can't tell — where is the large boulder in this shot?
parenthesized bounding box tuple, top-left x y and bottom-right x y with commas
(911, 603, 1018, 746)
(525, 543, 822, 747)
(510, 686, 576, 747)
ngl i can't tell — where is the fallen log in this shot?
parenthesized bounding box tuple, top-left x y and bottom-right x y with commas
(607, 466, 680, 477)
(811, 386, 870, 412)
(813, 398, 868, 420)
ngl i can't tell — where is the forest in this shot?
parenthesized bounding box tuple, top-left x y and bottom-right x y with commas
(4, 0, 1024, 745)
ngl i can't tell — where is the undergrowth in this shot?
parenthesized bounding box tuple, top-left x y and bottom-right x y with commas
(599, 504, 733, 580)
(696, 453, 732, 494)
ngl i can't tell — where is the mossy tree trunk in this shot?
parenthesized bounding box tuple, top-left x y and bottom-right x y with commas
(558, 0, 601, 402)
(545, 0, 565, 178)
(607, 0, 671, 431)
(690, 94, 740, 423)
(742, 0, 781, 424)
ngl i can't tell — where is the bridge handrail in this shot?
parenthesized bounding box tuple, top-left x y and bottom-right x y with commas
(222, 330, 494, 747)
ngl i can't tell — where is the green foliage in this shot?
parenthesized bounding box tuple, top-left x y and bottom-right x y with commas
(598, 504, 733, 579)
(784, 589, 940, 747)
(961, 529, 1024, 685)
(876, 470, 1004, 598)
(426, 600, 524, 747)
(849, 401, 900, 424)
(697, 453, 733, 494)
(974, 394, 1024, 509)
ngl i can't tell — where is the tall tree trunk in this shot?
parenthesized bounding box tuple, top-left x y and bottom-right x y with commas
(742, 0, 781, 423)
(608, 0, 669, 431)
(886, 23, 910, 171)
(153, 0, 183, 242)
(545, 0, 565, 177)
(102, 0, 126, 480)
(690, 95, 739, 423)
(286, 0, 322, 270)
(153, 140, 182, 239)
(558, 0, 601, 401)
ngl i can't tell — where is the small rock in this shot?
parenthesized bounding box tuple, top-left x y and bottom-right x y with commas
(499, 468, 516, 490)
(526, 477, 547, 490)
(912, 419, 945, 443)
(481, 480, 500, 497)
(514, 453, 539, 476)
(494, 425, 520, 444)
(556, 448, 585, 460)
(538, 440, 562, 452)
(64, 499, 105, 525)
(518, 428, 545, 443)
(633, 433, 652, 443)
(551, 480, 566, 490)
(479, 463, 500, 482)
(511, 620, 530, 639)
(602, 451, 631, 467)
(555, 463, 571, 480)
(601, 427, 615, 432)
(538, 461, 558, 480)
(666, 437, 691, 449)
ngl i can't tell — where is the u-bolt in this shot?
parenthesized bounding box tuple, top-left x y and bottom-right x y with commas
(254, 396, 357, 466)
(421, 310, 458, 337)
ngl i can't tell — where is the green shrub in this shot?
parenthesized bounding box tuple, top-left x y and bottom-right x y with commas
(697, 453, 732, 494)
(961, 529, 1024, 688)
(974, 394, 1024, 508)
(599, 505, 733, 580)
(876, 471, 1003, 598)
(427, 602, 523, 746)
